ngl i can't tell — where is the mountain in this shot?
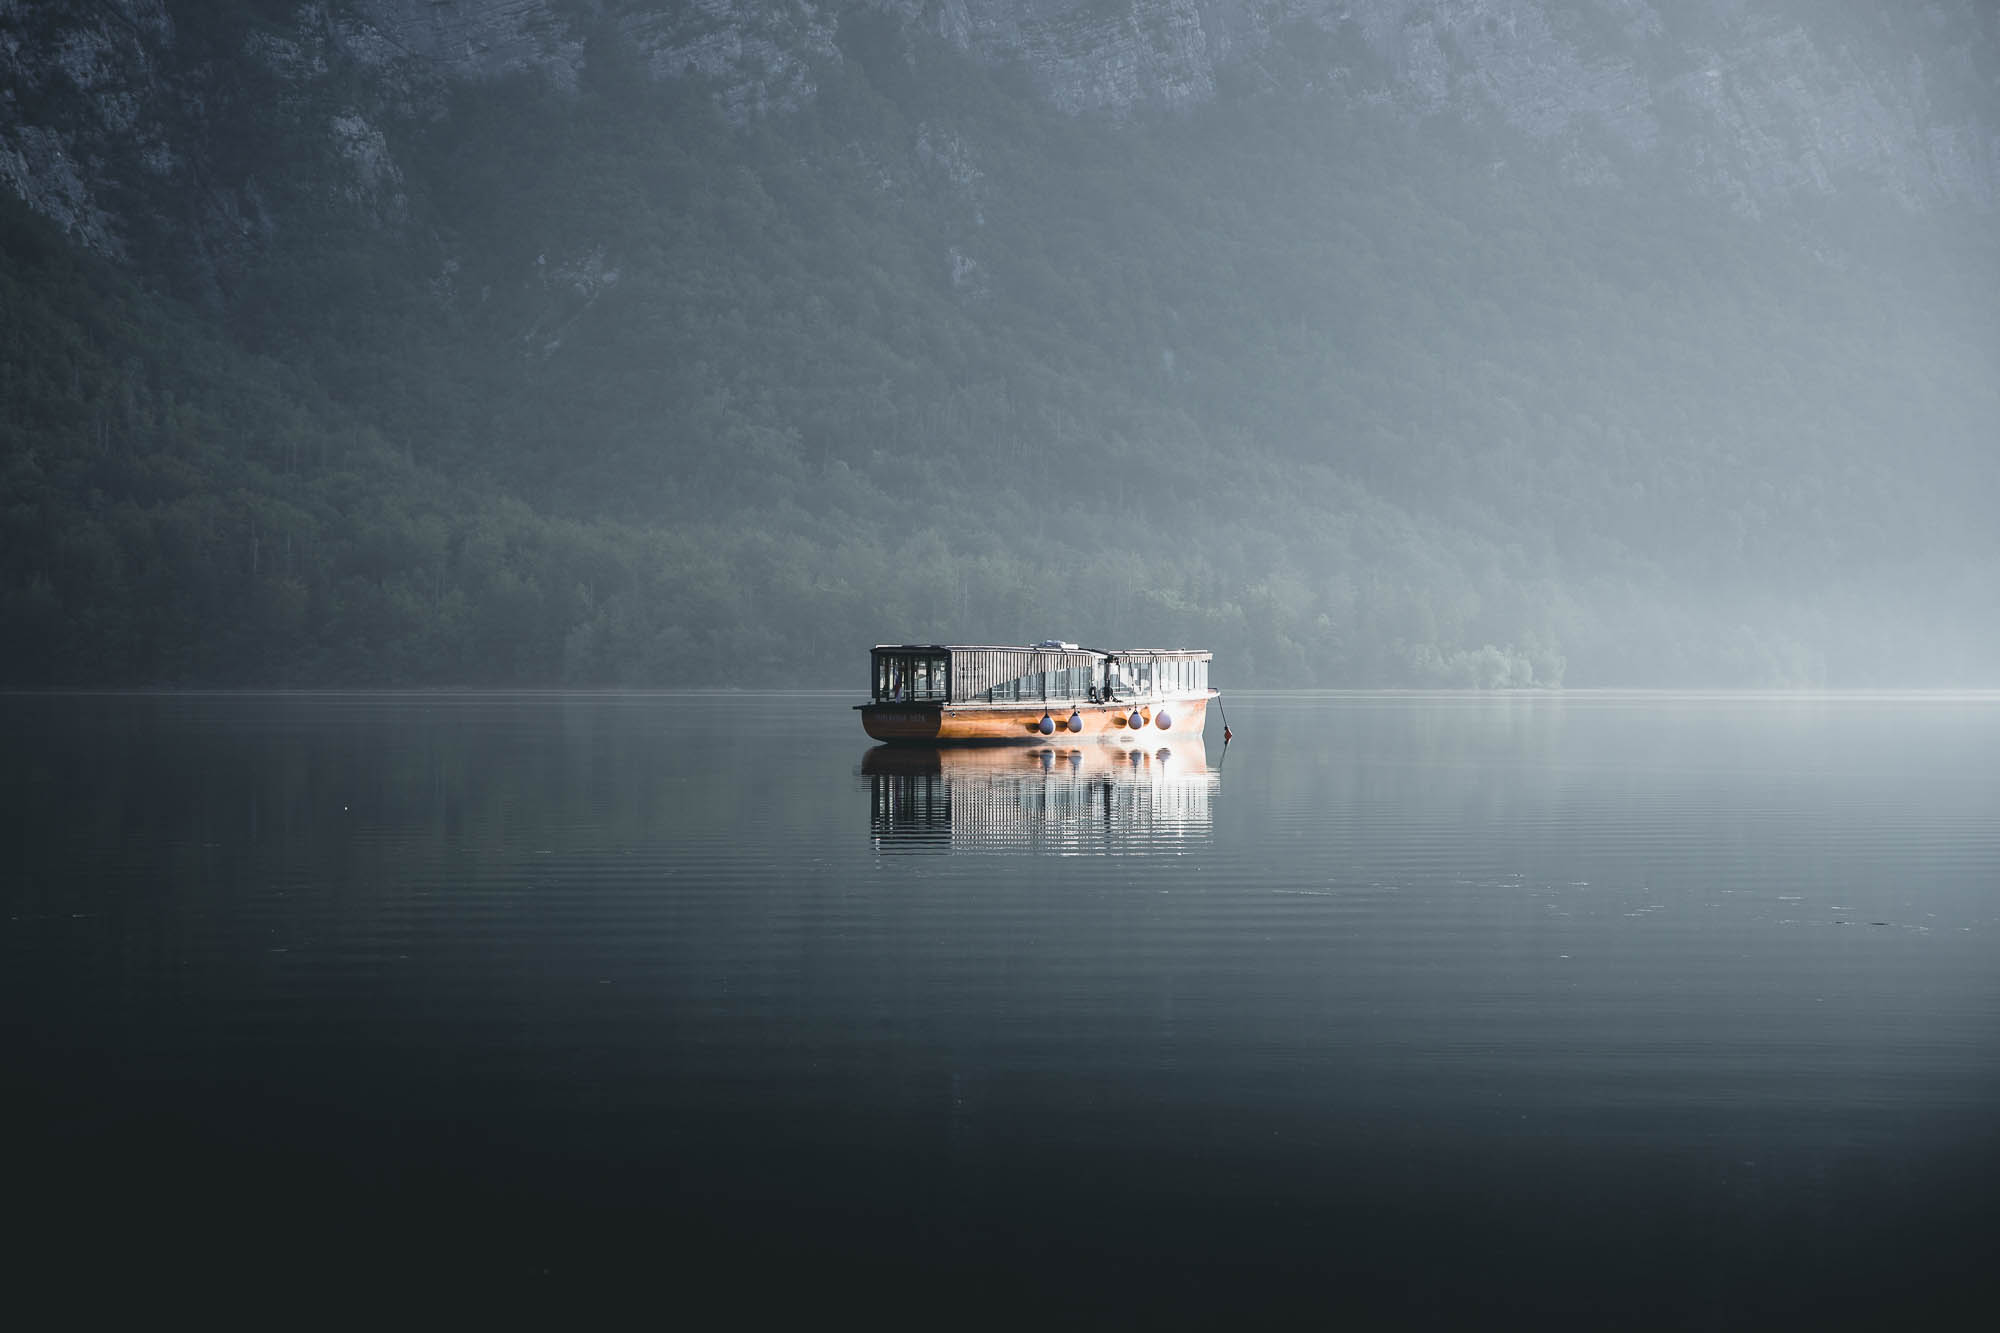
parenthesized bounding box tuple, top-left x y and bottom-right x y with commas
(3, 0, 1997, 686)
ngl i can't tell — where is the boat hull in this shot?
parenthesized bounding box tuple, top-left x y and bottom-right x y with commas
(859, 693, 1213, 744)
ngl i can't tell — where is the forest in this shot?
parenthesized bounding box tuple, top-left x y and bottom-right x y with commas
(3, 3, 1997, 687)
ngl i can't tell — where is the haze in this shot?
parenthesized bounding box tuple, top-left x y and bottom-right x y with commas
(4, 0, 1996, 687)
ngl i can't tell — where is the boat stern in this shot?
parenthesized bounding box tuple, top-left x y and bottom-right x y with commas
(858, 702, 945, 742)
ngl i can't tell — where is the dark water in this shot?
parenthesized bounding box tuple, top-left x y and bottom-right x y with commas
(6, 692, 1997, 1322)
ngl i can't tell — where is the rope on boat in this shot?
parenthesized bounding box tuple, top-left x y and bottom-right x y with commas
(1217, 695, 1233, 744)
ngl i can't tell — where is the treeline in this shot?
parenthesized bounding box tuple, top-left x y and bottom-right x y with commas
(3, 6, 1996, 686)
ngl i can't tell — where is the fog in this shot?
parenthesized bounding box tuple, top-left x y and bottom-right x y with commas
(3, 0, 1997, 686)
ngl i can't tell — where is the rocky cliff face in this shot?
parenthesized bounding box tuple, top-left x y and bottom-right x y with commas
(0, 0, 176, 257)
(3, 0, 1996, 262)
(903, 0, 1999, 213)
(346, 0, 584, 85)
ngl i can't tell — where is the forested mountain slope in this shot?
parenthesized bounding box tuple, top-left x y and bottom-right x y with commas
(3, 1, 1997, 686)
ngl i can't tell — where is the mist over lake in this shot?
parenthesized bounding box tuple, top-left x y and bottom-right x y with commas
(4, 0, 1998, 688)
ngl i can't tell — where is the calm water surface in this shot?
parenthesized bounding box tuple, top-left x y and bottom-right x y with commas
(6, 692, 1997, 1322)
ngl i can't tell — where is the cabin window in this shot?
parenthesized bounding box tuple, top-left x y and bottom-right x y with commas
(876, 653, 948, 702)
(912, 655, 948, 700)
(984, 663, 1095, 704)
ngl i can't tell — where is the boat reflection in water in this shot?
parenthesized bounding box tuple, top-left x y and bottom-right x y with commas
(862, 738, 1219, 853)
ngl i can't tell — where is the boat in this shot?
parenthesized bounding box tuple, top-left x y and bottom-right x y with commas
(858, 641, 1217, 743)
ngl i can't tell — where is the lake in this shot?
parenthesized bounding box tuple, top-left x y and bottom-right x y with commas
(5, 691, 1996, 1322)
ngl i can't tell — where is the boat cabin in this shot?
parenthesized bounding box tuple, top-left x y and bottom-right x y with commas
(869, 644, 1211, 707)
